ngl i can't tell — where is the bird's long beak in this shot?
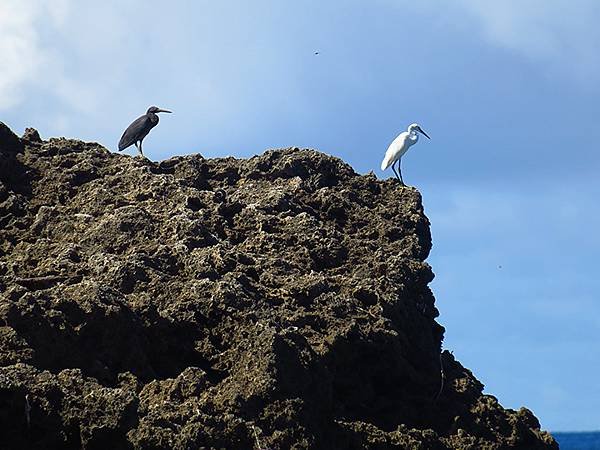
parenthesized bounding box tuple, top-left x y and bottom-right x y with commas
(417, 127, 430, 139)
(157, 109, 172, 113)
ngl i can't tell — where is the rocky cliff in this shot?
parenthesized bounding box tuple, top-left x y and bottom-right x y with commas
(0, 122, 556, 449)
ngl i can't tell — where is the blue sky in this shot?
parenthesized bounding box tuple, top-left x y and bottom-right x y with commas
(2, 0, 599, 432)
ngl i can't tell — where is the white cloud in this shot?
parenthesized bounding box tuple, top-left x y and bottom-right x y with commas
(0, 0, 104, 115)
(455, 0, 600, 82)
(0, 0, 45, 108)
(0, 1, 306, 130)
(379, 0, 600, 85)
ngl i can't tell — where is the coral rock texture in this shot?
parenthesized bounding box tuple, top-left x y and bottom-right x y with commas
(0, 122, 556, 449)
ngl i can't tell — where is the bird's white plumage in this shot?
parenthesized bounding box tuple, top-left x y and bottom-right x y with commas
(381, 131, 413, 170)
(381, 123, 422, 170)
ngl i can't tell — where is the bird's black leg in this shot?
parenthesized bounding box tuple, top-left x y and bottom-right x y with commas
(398, 158, 405, 185)
(138, 140, 144, 157)
(391, 160, 400, 181)
(392, 160, 405, 186)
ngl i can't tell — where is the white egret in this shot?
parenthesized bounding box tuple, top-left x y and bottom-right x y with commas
(380, 123, 430, 185)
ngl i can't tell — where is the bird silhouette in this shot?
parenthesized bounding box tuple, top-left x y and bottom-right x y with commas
(118, 106, 172, 157)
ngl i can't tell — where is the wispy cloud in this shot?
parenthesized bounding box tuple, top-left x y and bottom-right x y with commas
(0, 0, 106, 118)
(0, 0, 312, 141)
(0, 0, 45, 108)
(455, 0, 600, 83)
(379, 0, 600, 86)
(0, 0, 70, 109)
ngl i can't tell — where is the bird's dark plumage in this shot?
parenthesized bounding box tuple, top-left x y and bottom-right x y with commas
(118, 106, 171, 156)
(118, 115, 155, 151)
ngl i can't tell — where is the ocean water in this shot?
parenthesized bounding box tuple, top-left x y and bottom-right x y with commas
(553, 432, 600, 450)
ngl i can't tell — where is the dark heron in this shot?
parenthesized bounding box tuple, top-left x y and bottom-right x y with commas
(118, 106, 172, 156)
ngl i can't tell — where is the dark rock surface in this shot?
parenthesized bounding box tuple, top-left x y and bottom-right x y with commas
(0, 122, 556, 449)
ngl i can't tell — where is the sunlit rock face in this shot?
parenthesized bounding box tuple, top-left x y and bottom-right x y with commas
(0, 123, 556, 449)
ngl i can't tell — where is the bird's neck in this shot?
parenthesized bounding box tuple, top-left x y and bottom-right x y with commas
(409, 131, 418, 142)
(148, 113, 159, 123)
